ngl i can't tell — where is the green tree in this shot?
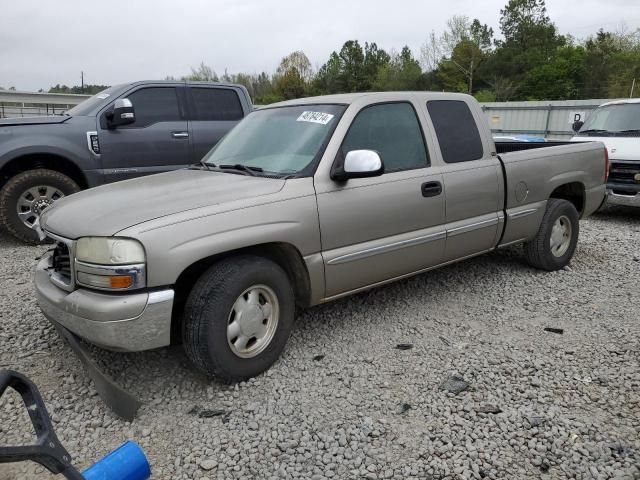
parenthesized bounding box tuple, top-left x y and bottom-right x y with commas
(363, 42, 391, 90)
(273, 51, 312, 100)
(483, 0, 565, 98)
(373, 46, 422, 91)
(183, 62, 219, 81)
(313, 52, 343, 94)
(48, 84, 109, 94)
(582, 29, 640, 98)
(519, 45, 587, 99)
(338, 40, 366, 92)
(276, 51, 313, 82)
(429, 16, 493, 93)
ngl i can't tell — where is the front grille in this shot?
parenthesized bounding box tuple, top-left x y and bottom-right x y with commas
(51, 241, 72, 285)
(609, 161, 640, 186)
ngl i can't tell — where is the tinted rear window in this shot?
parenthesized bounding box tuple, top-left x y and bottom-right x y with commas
(427, 100, 484, 163)
(190, 87, 244, 121)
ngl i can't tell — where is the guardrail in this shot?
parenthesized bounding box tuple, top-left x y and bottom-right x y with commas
(0, 90, 90, 118)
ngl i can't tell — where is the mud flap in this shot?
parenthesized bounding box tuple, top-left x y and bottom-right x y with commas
(53, 323, 142, 421)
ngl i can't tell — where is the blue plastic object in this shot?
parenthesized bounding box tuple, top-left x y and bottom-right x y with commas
(82, 441, 151, 480)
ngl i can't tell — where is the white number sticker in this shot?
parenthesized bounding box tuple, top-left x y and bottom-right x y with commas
(296, 111, 334, 125)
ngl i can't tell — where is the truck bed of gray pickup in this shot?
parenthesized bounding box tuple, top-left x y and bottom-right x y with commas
(35, 92, 607, 381)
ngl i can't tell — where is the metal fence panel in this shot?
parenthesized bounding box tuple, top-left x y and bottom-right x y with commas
(480, 99, 620, 139)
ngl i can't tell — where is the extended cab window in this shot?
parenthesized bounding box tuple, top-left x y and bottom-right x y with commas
(190, 87, 244, 121)
(427, 100, 484, 163)
(341, 103, 429, 172)
(125, 87, 181, 128)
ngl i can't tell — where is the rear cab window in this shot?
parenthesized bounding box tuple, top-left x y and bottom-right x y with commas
(189, 87, 244, 121)
(427, 100, 484, 163)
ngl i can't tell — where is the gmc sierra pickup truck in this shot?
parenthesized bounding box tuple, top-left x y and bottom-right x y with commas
(0, 80, 253, 242)
(35, 92, 607, 381)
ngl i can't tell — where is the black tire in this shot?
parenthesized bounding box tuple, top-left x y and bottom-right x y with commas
(524, 198, 579, 271)
(0, 169, 80, 243)
(182, 255, 295, 382)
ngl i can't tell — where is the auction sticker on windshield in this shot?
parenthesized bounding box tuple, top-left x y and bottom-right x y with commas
(297, 111, 334, 125)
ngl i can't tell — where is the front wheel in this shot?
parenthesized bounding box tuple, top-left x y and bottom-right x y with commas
(182, 255, 295, 382)
(0, 169, 80, 243)
(524, 198, 579, 271)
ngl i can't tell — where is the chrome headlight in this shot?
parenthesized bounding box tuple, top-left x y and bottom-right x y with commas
(75, 237, 146, 290)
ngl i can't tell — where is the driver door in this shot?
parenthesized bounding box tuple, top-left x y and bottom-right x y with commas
(315, 101, 446, 298)
(98, 86, 190, 183)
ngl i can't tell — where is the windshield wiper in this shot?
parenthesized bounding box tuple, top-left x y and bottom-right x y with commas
(579, 129, 610, 134)
(219, 164, 263, 176)
(190, 160, 216, 171)
(615, 129, 640, 133)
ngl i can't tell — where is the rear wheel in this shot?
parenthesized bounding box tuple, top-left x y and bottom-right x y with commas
(0, 169, 80, 243)
(182, 255, 295, 381)
(524, 198, 579, 271)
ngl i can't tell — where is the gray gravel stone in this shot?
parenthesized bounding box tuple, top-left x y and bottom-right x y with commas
(1, 206, 639, 479)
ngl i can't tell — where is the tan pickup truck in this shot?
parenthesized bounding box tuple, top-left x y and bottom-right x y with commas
(35, 92, 607, 381)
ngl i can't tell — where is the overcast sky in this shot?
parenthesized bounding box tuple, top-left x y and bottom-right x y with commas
(1, 0, 638, 91)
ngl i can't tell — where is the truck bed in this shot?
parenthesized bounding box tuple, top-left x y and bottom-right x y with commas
(497, 141, 607, 247)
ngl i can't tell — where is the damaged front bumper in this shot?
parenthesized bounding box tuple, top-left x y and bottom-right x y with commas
(35, 254, 174, 352)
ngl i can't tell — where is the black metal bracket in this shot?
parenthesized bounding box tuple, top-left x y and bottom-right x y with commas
(0, 370, 84, 479)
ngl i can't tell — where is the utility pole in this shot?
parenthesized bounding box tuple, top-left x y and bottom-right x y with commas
(81, 71, 84, 94)
(630, 78, 636, 98)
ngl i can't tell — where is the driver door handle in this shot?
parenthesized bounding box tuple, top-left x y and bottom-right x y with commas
(171, 131, 189, 139)
(421, 181, 442, 197)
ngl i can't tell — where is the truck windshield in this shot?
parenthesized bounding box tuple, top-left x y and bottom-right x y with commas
(65, 85, 126, 116)
(578, 103, 640, 136)
(202, 104, 345, 176)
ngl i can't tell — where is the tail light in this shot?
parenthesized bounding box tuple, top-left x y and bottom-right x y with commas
(604, 147, 609, 183)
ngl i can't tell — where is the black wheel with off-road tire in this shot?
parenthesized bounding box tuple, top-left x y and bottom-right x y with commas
(182, 255, 295, 382)
(0, 169, 80, 243)
(524, 198, 579, 271)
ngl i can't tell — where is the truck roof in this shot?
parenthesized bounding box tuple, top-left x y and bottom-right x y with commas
(126, 79, 248, 89)
(268, 91, 474, 107)
(599, 98, 640, 107)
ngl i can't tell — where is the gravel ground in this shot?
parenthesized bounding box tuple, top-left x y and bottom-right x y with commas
(1, 206, 638, 480)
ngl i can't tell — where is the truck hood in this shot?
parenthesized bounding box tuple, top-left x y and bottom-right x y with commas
(0, 116, 70, 126)
(571, 136, 638, 161)
(41, 169, 286, 238)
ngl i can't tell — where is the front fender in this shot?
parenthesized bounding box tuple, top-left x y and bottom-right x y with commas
(0, 118, 97, 170)
(117, 180, 322, 289)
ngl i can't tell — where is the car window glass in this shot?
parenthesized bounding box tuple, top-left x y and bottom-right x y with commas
(190, 88, 244, 121)
(126, 87, 181, 127)
(341, 102, 429, 172)
(427, 100, 484, 163)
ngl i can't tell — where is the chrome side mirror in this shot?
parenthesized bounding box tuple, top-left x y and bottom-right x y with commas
(331, 150, 384, 181)
(106, 98, 135, 128)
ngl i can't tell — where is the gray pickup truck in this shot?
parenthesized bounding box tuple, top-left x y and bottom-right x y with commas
(0, 80, 252, 242)
(35, 92, 606, 381)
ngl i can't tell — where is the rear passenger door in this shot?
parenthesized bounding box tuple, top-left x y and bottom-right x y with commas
(98, 85, 190, 182)
(426, 100, 503, 261)
(187, 86, 246, 162)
